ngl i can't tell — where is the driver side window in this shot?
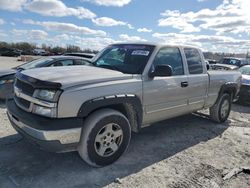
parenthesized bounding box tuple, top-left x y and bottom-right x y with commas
(153, 47, 184, 76)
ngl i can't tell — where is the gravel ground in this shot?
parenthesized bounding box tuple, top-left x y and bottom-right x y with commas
(0, 56, 25, 69)
(0, 57, 249, 188)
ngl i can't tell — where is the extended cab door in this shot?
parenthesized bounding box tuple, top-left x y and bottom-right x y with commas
(183, 48, 209, 111)
(143, 46, 189, 124)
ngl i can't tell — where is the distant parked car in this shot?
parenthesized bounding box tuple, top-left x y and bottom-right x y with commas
(21, 49, 34, 56)
(33, 48, 46, 55)
(211, 57, 249, 70)
(206, 59, 217, 64)
(63, 52, 95, 59)
(238, 65, 250, 104)
(0, 48, 21, 57)
(0, 56, 92, 102)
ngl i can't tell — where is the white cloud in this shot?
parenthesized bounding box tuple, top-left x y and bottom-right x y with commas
(119, 34, 147, 42)
(54, 34, 71, 41)
(0, 30, 7, 38)
(25, 0, 96, 19)
(82, 0, 131, 7)
(11, 29, 28, 36)
(152, 32, 250, 53)
(8, 28, 115, 50)
(0, 18, 5, 25)
(0, 0, 27, 11)
(11, 29, 48, 40)
(30, 30, 48, 40)
(23, 19, 106, 37)
(159, 0, 250, 35)
(74, 36, 119, 50)
(92, 17, 133, 29)
(137, 28, 152, 33)
(158, 14, 200, 33)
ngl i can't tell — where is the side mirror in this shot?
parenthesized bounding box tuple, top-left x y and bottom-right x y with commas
(149, 65, 173, 78)
(205, 61, 210, 70)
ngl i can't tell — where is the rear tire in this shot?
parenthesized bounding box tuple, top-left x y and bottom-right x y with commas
(78, 109, 131, 167)
(210, 93, 231, 123)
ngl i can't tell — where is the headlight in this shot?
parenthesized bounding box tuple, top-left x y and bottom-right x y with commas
(32, 89, 62, 117)
(32, 104, 57, 118)
(34, 89, 61, 102)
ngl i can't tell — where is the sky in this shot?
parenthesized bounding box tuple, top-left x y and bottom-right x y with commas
(0, 0, 250, 53)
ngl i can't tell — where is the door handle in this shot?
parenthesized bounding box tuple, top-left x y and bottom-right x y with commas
(181, 81, 188, 87)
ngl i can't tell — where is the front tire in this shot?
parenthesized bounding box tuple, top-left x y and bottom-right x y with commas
(78, 109, 131, 167)
(210, 93, 231, 123)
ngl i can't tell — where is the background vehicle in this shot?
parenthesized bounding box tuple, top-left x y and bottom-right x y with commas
(211, 57, 249, 70)
(33, 48, 46, 56)
(0, 47, 21, 57)
(0, 56, 92, 102)
(206, 59, 217, 64)
(63, 52, 95, 59)
(7, 43, 241, 167)
(238, 65, 250, 104)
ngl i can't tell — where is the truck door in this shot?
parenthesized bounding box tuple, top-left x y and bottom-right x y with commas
(183, 48, 209, 111)
(143, 47, 189, 124)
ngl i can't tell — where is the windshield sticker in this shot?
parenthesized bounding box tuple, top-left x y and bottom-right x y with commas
(131, 50, 150, 56)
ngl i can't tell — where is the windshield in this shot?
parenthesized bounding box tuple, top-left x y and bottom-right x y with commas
(93, 44, 155, 74)
(17, 58, 53, 70)
(239, 66, 250, 75)
(220, 58, 240, 66)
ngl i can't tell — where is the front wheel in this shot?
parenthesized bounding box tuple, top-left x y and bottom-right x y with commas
(210, 93, 231, 123)
(78, 109, 131, 167)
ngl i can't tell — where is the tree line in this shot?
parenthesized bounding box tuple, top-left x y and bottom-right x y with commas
(203, 52, 247, 61)
(0, 41, 99, 54)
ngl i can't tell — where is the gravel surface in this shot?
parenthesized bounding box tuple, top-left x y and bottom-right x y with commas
(0, 57, 24, 69)
(0, 57, 249, 188)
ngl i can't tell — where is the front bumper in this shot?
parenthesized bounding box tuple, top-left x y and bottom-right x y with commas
(7, 99, 83, 152)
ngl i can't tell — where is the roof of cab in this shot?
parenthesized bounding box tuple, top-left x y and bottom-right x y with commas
(111, 42, 200, 49)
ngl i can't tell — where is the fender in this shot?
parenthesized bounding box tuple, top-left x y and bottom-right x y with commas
(77, 94, 143, 131)
(217, 82, 238, 102)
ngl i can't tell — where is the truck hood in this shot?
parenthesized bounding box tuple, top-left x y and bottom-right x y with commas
(211, 63, 238, 70)
(21, 65, 133, 89)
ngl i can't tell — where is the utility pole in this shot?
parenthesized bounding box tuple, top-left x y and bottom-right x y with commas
(246, 50, 250, 63)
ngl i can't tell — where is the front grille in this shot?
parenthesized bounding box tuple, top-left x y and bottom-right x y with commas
(15, 79, 35, 96)
(14, 78, 34, 111)
(14, 96, 31, 110)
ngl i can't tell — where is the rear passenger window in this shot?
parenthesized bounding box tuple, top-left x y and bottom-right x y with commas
(184, 48, 203, 74)
(154, 47, 184, 76)
(51, 60, 74, 67)
(74, 59, 90, 65)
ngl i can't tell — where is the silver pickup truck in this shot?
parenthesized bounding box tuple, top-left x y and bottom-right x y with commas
(7, 43, 241, 167)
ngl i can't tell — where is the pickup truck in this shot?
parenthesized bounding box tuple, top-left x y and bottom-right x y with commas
(7, 43, 242, 167)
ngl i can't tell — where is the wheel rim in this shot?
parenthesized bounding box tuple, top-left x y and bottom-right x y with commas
(94, 123, 123, 157)
(221, 99, 230, 119)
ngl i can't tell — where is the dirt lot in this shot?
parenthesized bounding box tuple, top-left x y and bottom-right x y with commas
(0, 57, 249, 188)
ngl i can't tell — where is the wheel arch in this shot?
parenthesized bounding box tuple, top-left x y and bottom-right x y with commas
(77, 94, 143, 132)
(217, 82, 238, 102)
